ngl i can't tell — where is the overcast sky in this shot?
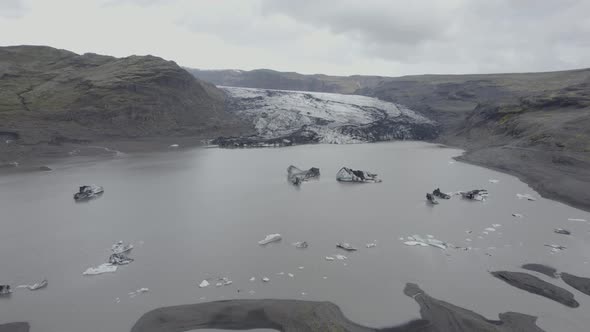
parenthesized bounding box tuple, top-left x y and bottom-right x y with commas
(1, 0, 590, 76)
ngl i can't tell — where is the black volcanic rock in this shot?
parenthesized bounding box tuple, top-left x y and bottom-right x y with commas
(561, 272, 590, 297)
(492, 271, 579, 308)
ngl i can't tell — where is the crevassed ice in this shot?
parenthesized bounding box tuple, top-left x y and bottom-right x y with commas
(221, 86, 433, 140)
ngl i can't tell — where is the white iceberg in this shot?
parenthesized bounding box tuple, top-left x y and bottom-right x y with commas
(258, 234, 282, 245)
(199, 280, 210, 288)
(403, 235, 447, 250)
(83, 264, 117, 276)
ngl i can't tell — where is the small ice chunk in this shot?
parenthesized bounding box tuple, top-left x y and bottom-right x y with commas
(298, 266, 304, 270)
(492, 224, 502, 228)
(115, 297, 120, 303)
(554, 228, 571, 235)
(169, 144, 179, 148)
(137, 288, 149, 293)
(404, 241, 428, 246)
(277, 272, 285, 276)
(426, 235, 434, 239)
(484, 228, 496, 232)
(199, 280, 210, 288)
(288, 273, 294, 278)
(482, 231, 489, 235)
(512, 213, 523, 218)
(399, 237, 404, 240)
(293, 241, 308, 248)
(248, 290, 255, 295)
(216, 283, 223, 287)
(83, 263, 117, 276)
(301, 292, 307, 296)
(466, 238, 472, 242)
(249, 277, 256, 282)
(544, 244, 566, 252)
(568, 218, 587, 222)
(335, 254, 347, 260)
(258, 234, 282, 245)
(322, 276, 328, 280)
(366, 242, 377, 248)
(517, 193, 536, 201)
(478, 236, 484, 239)
(489, 179, 499, 183)
(262, 277, 270, 282)
(325, 256, 335, 261)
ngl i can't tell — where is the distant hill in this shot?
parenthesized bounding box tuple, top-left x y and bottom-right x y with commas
(0, 46, 251, 147)
(185, 68, 384, 94)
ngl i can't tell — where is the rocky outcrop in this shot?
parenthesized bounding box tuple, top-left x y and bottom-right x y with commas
(0, 46, 252, 155)
(130, 283, 545, 332)
(491, 271, 579, 308)
(561, 272, 590, 297)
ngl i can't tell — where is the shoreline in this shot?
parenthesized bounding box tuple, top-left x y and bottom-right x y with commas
(129, 283, 544, 332)
(454, 146, 590, 213)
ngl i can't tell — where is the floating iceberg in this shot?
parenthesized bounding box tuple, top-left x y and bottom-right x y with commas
(292, 241, 309, 248)
(554, 228, 571, 235)
(426, 193, 439, 205)
(460, 189, 488, 201)
(287, 165, 320, 185)
(336, 243, 357, 251)
(111, 241, 133, 254)
(199, 280, 210, 288)
(258, 234, 282, 245)
(74, 185, 104, 201)
(336, 167, 381, 183)
(432, 188, 451, 199)
(16, 279, 48, 291)
(403, 235, 447, 250)
(83, 264, 117, 276)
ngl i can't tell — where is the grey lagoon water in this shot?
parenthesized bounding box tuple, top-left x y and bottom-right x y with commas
(1, 142, 590, 332)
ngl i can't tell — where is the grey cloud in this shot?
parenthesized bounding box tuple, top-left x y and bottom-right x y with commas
(101, 0, 171, 7)
(261, 0, 456, 46)
(0, 0, 26, 18)
(261, 0, 590, 73)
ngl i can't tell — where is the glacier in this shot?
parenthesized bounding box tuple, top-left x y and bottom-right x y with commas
(214, 87, 439, 147)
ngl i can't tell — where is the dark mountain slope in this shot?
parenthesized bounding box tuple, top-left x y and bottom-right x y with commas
(0, 46, 252, 156)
